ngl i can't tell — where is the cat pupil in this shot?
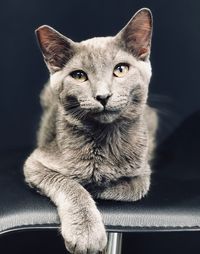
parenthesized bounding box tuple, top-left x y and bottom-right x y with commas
(74, 71, 83, 79)
(77, 72, 82, 78)
(118, 66, 123, 72)
(71, 70, 87, 80)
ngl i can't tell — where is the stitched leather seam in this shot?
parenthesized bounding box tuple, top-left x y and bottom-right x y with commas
(1, 223, 200, 236)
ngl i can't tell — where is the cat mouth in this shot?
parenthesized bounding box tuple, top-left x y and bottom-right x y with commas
(89, 108, 121, 123)
(92, 108, 120, 115)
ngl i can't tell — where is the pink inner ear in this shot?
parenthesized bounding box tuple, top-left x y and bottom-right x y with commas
(139, 47, 148, 56)
(37, 27, 49, 44)
(35, 26, 74, 72)
(122, 9, 152, 58)
(36, 26, 58, 54)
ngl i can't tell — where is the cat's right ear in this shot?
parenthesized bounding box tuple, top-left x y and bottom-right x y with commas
(35, 25, 75, 73)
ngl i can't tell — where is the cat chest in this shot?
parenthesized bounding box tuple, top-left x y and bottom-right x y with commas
(66, 145, 138, 184)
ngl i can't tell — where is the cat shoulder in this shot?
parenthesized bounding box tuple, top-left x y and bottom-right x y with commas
(40, 81, 56, 110)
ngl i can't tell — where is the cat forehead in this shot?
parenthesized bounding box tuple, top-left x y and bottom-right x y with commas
(72, 36, 135, 69)
(80, 36, 114, 49)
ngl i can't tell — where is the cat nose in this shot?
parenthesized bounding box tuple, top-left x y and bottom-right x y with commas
(95, 93, 112, 107)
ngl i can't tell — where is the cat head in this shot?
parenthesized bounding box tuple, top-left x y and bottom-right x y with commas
(36, 8, 153, 125)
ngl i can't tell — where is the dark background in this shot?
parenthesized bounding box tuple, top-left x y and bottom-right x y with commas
(1, 1, 200, 253)
(1, 0, 200, 150)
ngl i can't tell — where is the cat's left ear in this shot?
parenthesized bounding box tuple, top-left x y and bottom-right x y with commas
(116, 8, 153, 60)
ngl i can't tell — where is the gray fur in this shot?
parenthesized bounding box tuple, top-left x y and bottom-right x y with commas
(24, 8, 158, 254)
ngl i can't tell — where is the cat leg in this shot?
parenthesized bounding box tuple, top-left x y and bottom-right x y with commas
(97, 174, 150, 202)
(24, 152, 107, 254)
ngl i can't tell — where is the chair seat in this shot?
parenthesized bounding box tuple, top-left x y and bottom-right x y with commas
(1, 112, 200, 235)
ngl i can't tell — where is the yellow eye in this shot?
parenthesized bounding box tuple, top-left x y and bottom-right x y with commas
(113, 63, 129, 78)
(70, 70, 88, 82)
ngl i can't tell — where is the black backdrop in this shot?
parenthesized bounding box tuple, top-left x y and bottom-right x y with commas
(1, 0, 200, 150)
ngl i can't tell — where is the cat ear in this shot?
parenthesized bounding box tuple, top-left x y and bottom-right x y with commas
(116, 8, 153, 60)
(35, 25, 75, 73)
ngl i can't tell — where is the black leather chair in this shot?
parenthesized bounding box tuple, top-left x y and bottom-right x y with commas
(1, 113, 200, 253)
(1, 1, 200, 253)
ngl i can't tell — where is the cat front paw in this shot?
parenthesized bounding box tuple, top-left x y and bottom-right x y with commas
(61, 209, 107, 254)
(130, 175, 150, 201)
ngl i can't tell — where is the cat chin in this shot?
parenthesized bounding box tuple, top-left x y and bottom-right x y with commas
(93, 113, 119, 124)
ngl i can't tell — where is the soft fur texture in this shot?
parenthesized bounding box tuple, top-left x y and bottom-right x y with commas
(24, 8, 158, 254)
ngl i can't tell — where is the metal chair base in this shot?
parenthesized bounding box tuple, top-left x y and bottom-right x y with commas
(103, 232, 122, 254)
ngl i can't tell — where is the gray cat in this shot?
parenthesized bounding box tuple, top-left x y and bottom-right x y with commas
(24, 8, 158, 254)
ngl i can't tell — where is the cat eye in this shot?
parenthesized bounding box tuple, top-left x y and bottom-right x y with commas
(70, 70, 88, 82)
(113, 63, 129, 78)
